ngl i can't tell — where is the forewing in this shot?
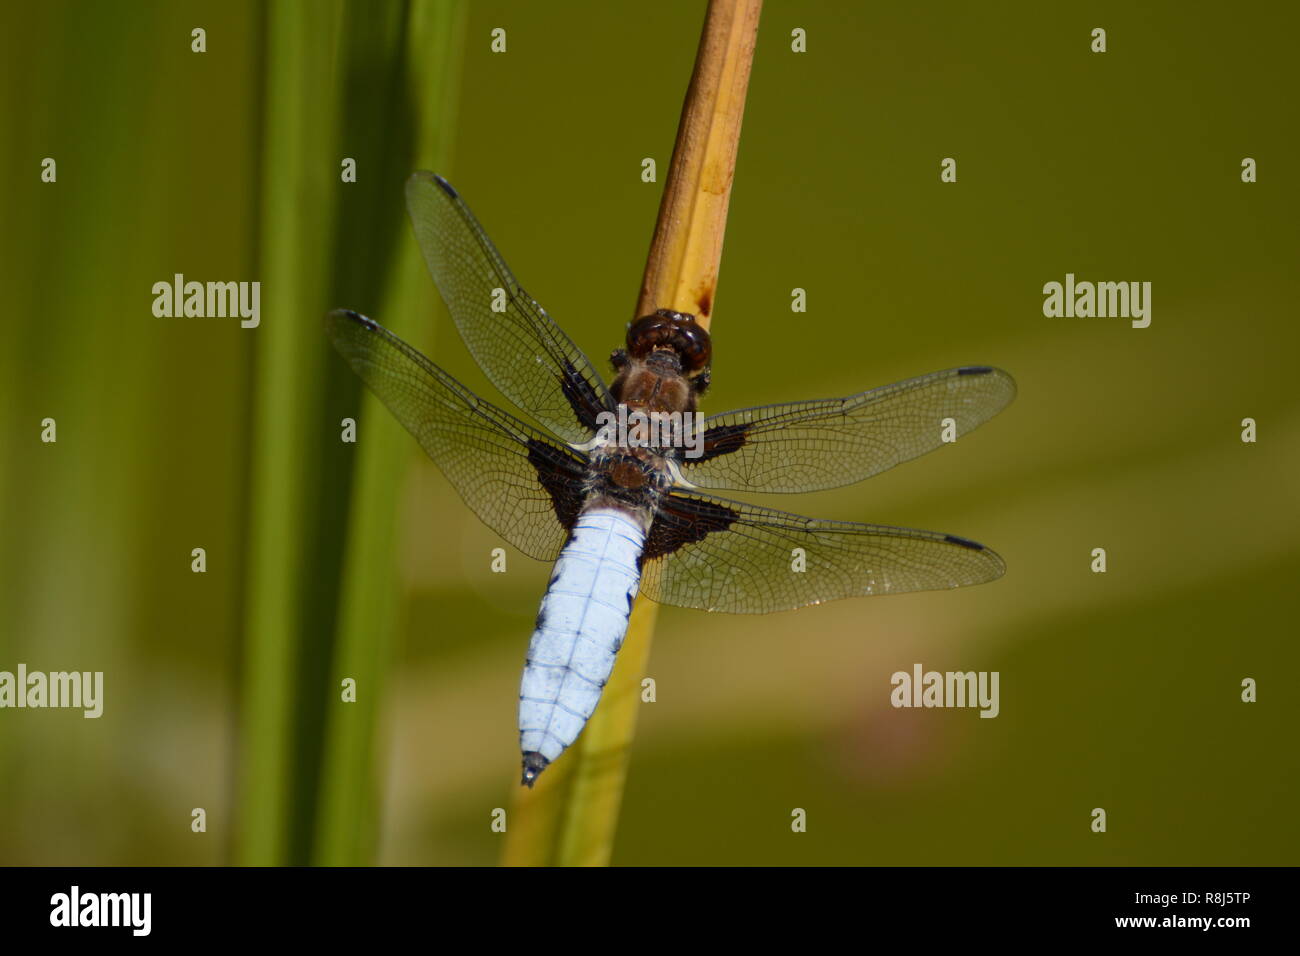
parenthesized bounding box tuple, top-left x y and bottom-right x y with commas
(326, 309, 586, 561)
(639, 491, 1005, 614)
(682, 366, 1016, 493)
(405, 172, 614, 444)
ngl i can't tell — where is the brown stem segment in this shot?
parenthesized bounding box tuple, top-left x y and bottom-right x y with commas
(635, 0, 762, 329)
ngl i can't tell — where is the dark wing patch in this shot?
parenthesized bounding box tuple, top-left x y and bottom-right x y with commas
(558, 358, 609, 433)
(639, 491, 1006, 614)
(642, 493, 739, 562)
(680, 366, 1015, 493)
(326, 309, 587, 561)
(691, 421, 750, 463)
(527, 437, 586, 532)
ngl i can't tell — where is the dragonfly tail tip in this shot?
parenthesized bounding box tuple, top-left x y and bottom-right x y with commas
(521, 752, 550, 787)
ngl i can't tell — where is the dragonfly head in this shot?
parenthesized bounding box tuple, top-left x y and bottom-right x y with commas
(626, 308, 712, 380)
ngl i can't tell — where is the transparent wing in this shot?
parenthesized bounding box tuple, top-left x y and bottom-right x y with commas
(405, 172, 614, 444)
(326, 309, 587, 561)
(681, 366, 1016, 493)
(639, 491, 1005, 614)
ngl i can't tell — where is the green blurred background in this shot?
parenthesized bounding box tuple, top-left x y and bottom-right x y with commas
(1, 0, 1296, 865)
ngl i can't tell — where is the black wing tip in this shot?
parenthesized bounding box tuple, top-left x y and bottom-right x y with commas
(956, 365, 1018, 400)
(521, 752, 549, 787)
(405, 170, 457, 198)
(327, 308, 378, 331)
(944, 533, 987, 551)
(945, 534, 1008, 582)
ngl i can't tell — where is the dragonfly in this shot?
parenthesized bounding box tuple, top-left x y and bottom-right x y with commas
(327, 172, 1016, 786)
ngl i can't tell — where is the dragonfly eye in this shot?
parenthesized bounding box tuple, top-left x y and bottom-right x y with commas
(626, 309, 712, 373)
